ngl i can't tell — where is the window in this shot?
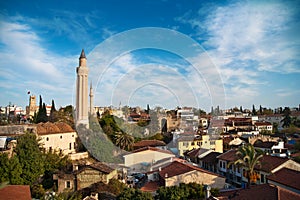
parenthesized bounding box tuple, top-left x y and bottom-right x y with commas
(66, 181, 71, 188)
(72, 134, 74, 137)
(60, 135, 62, 139)
(261, 174, 265, 183)
(49, 147, 52, 152)
(222, 162, 225, 169)
(219, 161, 222, 168)
(69, 143, 72, 150)
(46, 137, 49, 141)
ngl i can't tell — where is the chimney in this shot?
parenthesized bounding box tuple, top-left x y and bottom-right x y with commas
(204, 185, 211, 199)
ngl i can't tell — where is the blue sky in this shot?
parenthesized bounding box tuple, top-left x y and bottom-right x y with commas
(0, 0, 299, 112)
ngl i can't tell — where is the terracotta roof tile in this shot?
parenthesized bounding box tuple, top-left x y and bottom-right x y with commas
(267, 168, 300, 190)
(131, 146, 174, 155)
(36, 122, 74, 135)
(0, 185, 31, 200)
(254, 141, 277, 149)
(88, 162, 115, 174)
(255, 121, 272, 126)
(140, 181, 160, 192)
(217, 149, 238, 162)
(200, 152, 222, 163)
(133, 140, 166, 149)
(75, 162, 115, 174)
(159, 161, 222, 179)
(256, 155, 289, 172)
(218, 184, 300, 200)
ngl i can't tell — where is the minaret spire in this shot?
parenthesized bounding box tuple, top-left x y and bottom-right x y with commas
(79, 49, 87, 67)
(79, 49, 86, 59)
(76, 49, 89, 127)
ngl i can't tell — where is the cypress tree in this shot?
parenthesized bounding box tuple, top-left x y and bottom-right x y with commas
(252, 105, 257, 115)
(36, 95, 43, 123)
(49, 100, 56, 122)
(42, 103, 47, 122)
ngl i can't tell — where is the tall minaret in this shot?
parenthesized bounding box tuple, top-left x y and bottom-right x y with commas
(89, 82, 95, 116)
(76, 49, 89, 127)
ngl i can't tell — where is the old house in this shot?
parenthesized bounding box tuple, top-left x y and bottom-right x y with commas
(37, 122, 77, 155)
(158, 161, 225, 189)
(217, 149, 300, 187)
(123, 146, 175, 173)
(53, 162, 118, 193)
(267, 168, 300, 194)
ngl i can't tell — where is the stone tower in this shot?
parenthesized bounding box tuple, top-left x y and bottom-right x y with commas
(76, 49, 89, 127)
(26, 95, 38, 118)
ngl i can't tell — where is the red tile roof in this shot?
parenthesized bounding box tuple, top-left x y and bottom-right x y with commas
(267, 168, 300, 191)
(140, 181, 160, 192)
(36, 122, 74, 135)
(217, 150, 290, 173)
(131, 146, 174, 155)
(201, 152, 222, 163)
(218, 184, 300, 200)
(75, 162, 115, 174)
(0, 185, 31, 200)
(185, 148, 201, 158)
(255, 121, 272, 126)
(254, 141, 277, 149)
(159, 161, 222, 179)
(133, 140, 166, 149)
(217, 149, 238, 162)
(256, 155, 289, 173)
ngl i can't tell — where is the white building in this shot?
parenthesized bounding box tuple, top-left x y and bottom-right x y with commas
(37, 122, 77, 155)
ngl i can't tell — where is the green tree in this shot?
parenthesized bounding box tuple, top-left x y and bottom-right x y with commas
(42, 151, 71, 189)
(281, 107, 292, 128)
(49, 99, 57, 122)
(0, 153, 10, 183)
(36, 95, 48, 123)
(117, 188, 153, 200)
(231, 144, 263, 188)
(115, 132, 134, 151)
(8, 156, 23, 184)
(273, 122, 279, 134)
(259, 105, 263, 115)
(252, 105, 257, 115)
(15, 133, 45, 185)
(156, 183, 207, 200)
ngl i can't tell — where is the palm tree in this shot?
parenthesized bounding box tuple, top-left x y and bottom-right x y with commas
(232, 144, 263, 188)
(115, 132, 134, 151)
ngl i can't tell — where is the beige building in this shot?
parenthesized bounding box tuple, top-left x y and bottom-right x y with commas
(159, 161, 225, 189)
(37, 122, 77, 155)
(177, 134, 223, 157)
(53, 162, 118, 193)
(123, 146, 175, 172)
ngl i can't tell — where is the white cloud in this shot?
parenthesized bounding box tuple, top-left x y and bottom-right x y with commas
(176, 1, 300, 108)
(0, 19, 76, 107)
(185, 1, 300, 74)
